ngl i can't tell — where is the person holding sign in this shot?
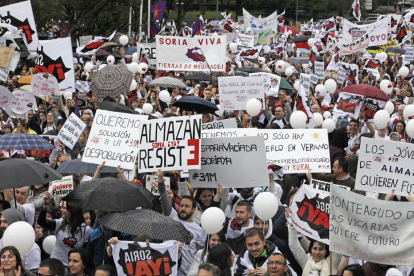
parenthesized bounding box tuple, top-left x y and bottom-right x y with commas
(311, 157, 355, 190)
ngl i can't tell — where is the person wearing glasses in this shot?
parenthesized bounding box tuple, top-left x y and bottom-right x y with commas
(265, 253, 292, 276)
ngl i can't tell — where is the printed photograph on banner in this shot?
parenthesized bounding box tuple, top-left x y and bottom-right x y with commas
(58, 113, 86, 150)
(342, 18, 388, 47)
(48, 176, 73, 198)
(189, 136, 268, 188)
(289, 184, 329, 244)
(202, 118, 237, 130)
(145, 175, 171, 196)
(138, 115, 202, 173)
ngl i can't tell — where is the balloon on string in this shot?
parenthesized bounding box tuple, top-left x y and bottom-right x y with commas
(254, 192, 279, 221)
(403, 104, 414, 120)
(0, 86, 16, 108)
(84, 62, 93, 72)
(323, 111, 331, 119)
(229, 43, 237, 51)
(129, 80, 137, 91)
(245, 98, 262, 117)
(314, 113, 323, 127)
(290, 111, 307, 129)
(379, 79, 393, 94)
(322, 118, 335, 133)
(315, 84, 327, 97)
(285, 67, 293, 76)
(159, 90, 171, 102)
(142, 103, 153, 114)
(132, 52, 139, 62)
(384, 101, 395, 115)
(106, 55, 115, 64)
(42, 235, 56, 255)
(406, 119, 414, 138)
(293, 80, 300, 90)
(3, 221, 35, 255)
(137, 63, 148, 74)
(258, 57, 266, 65)
(119, 35, 129, 45)
(275, 60, 286, 73)
(128, 62, 139, 73)
(399, 66, 409, 77)
(373, 110, 390, 129)
(324, 79, 337, 94)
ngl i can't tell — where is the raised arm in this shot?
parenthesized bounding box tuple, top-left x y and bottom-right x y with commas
(158, 170, 172, 216)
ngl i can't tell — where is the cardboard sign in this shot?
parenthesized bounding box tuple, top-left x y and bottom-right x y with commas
(218, 76, 265, 110)
(310, 179, 351, 193)
(189, 136, 268, 188)
(0, 47, 14, 69)
(314, 61, 325, 80)
(236, 34, 254, 49)
(355, 138, 414, 196)
(138, 115, 202, 173)
(48, 176, 73, 198)
(9, 90, 37, 114)
(30, 73, 59, 96)
(202, 129, 331, 173)
(83, 110, 148, 170)
(58, 113, 86, 149)
(156, 36, 227, 72)
(202, 118, 237, 130)
(249, 72, 281, 97)
(112, 241, 179, 276)
(145, 175, 171, 196)
(330, 185, 414, 266)
(290, 184, 330, 244)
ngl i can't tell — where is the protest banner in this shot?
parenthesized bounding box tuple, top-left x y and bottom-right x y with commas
(314, 61, 325, 80)
(36, 37, 75, 94)
(0, 38, 5, 47)
(145, 175, 171, 196)
(243, 9, 277, 45)
(138, 115, 202, 173)
(189, 136, 268, 188)
(299, 73, 311, 92)
(9, 90, 37, 114)
(218, 76, 265, 110)
(202, 118, 237, 130)
(330, 185, 414, 266)
(83, 110, 148, 170)
(76, 31, 116, 55)
(48, 176, 73, 198)
(8, 52, 20, 72)
(156, 36, 227, 72)
(342, 18, 388, 47)
(58, 113, 86, 149)
(250, 72, 281, 97)
(310, 179, 351, 193)
(289, 57, 309, 64)
(30, 73, 59, 96)
(202, 129, 331, 173)
(236, 33, 254, 49)
(405, 46, 414, 61)
(238, 45, 263, 60)
(112, 240, 179, 276)
(361, 98, 386, 120)
(355, 138, 414, 196)
(0, 47, 14, 69)
(336, 67, 347, 86)
(333, 92, 365, 118)
(79, 35, 93, 47)
(340, 34, 370, 56)
(140, 43, 157, 65)
(290, 184, 329, 244)
(310, 74, 319, 85)
(367, 40, 398, 54)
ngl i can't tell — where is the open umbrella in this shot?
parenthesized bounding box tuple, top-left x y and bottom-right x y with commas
(95, 49, 111, 58)
(99, 101, 139, 114)
(150, 77, 186, 89)
(100, 209, 193, 242)
(0, 159, 63, 189)
(63, 177, 155, 212)
(90, 64, 133, 100)
(185, 73, 212, 82)
(57, 158, 129, 174)
(280, 78, 293, 90)
(0, 134, 56, 150)
(341, 84, 389, 101)
(231, 71, 249, 77)
(173, 96, 218, 114)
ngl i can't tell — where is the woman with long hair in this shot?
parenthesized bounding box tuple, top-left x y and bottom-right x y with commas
(68, 248, 95, 276)
(207, 243, 235, 276)
(393, 120, 408, 142)
(37, 194, 92, 267)
(0, 246, 33, 276)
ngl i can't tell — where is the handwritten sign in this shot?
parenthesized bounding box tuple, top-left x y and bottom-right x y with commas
(31, 73, 59, 96)
(236, 34, 254, 49)
(49, 176, 73, 198)
(0, 68, 9, 83)
(202, 118, 237, 130)
(314, 61, 325, 80)
(58, 113, 86, 149)
(83, 109, 148, 170)
(9, 90, 37, 114)
(250, 72, 281, 97)
(0, 86, 15, 108)
(145, 175, 171, 196)
(405, 46, 414, 61)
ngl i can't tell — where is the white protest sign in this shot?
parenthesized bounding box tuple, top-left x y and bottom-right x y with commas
(314, 61, 325, 80)
(0, 68, 9, 83)
(48, 176, 73, 198)
(0, 86, 15, 108)
(202, 129, 331, 173)
(8, 51, 20, 72)
(9, 90, 37, 114)
(405, 46, 414, 61)
(236, 34, 255, 49)
(340, 34, 370, 56)
(189, 136, 268, 188)
(30, 73, 59, 96)
(310, 179, 351, 193)
(156, 36, 227, 72)
(342, 18, 388, 47)
(111, 240, 179, 276)
(202, 118, 237, 130)
(336, 67, 347, 86)
(299, 73, 311, 92)
(79, 35, 93, 47)
(218, 76, 265, 110)
(290, 184, 330, 244)
(330, 185, 414, 266)
(0, 38, 5, 47)
(58, 113, 86, 149)
(145, 175, 171, 196)
(83, 110, 148, 170)
(250, 72, 281, 97)
(310, 74, 318, 84)
(75, 81, 90, 93)
(355, 138, 414, 196)
(139, 43, 157, 65)
(138, 115, 202, 173)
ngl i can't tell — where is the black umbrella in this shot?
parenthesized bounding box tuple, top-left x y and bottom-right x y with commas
(292, 36, 310, 43)
(100, 209, 193, 242)
(99, 100, 139, 114)
(63, 177, 155, 212)
(57, 158, 129, 174)
(185, 73, 213, 82)
(0, 159, 63, 189)
(172, 96, 218, 114)
(238, 66, 260, 73)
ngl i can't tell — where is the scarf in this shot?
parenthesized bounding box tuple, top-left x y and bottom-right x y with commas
(302, 256, 329, 276)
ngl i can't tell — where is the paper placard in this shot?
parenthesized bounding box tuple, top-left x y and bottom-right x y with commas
(83, 109, 148, 170)
(0, 68, 9, 83)
(189, 136, 268, 188)
(310, 179, 351, 193)
(138, 115, 202, 173)
(9, 90, 37, 114)
(145, 175, 171, 196)
(49, 176, 73, 198)
(202, 118, 237, 130)
(31, 73, 59, 96)
(75, 80, 90, 93)
(236, 34, 254, 49)
(58, 113, 86, 149)
(249, 72, 281, 97)
(314, 61, 325, 80)
(405, 46, 414, 61)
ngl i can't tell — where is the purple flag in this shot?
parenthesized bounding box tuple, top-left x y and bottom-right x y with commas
(150, 1, 166, 21)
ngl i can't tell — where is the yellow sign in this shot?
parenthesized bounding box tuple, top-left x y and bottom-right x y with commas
(367, 40, 398, 54)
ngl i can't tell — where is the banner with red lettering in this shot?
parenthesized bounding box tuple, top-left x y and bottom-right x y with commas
(112, 241, 179, 276)
(156, 35, 227, 72)
(289, 184, 330, 245)
(35, 37, 75, 94)
(333, 92, 364, 118)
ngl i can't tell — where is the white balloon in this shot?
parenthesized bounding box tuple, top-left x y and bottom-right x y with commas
(9, 43, 17, 49)
(322, 118, 335, 133)
(215, 109, 224, 116)
(98, 64, 106, 71)
(119, 35, 129, 45)
(379, 79, 393, 94)
(379, 52, 388, 60)
(315, 84, 327, 97)
(285, 67, 293, 76)
(264, 46, 271, 54)
(159, 90, 171, 102)
(229, 43, 237, 51)
(324, 79, 337, 94)
(84, 62, 93, 72)
(245, 27, 251, 33)
(129, 79, 137, 91)
(308, 38, 315, 47)
(264, 67, 272, 73)
(200, 207, 226, 234)
(3, 221, 35, 255)
(406, 119, 414, 138)
(399, 66, 409, 77)
(137, 62, 148, 74)
(42, 235, 56, 255)
(384, 101, 394, 115)
(142, 103, 153, 114)
(254, 192, 279, 221)
(403, 104, 414, 120)
(290, 111, 308, 129)
(275, 60, 286, 73)
(128, 62, 139, 73)
(314, 113, 323, 127)
(132, 52, 139, 62)
(373, 110, 390, 129)
(245, 98, 262, 117)
(323, 111, 331, 119)
(106, 55, 115, 64)
(258, 57, 266, 65)
(293, 80, 300, 90)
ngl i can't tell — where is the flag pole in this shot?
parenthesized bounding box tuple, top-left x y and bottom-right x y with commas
(139, 0, 143, 38)
(147, 0, 150, 42)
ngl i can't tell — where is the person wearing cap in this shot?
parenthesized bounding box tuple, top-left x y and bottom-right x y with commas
(2, 123, 13, 134)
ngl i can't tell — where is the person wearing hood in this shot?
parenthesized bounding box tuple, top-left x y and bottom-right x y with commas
(0, 208, 41, 273)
